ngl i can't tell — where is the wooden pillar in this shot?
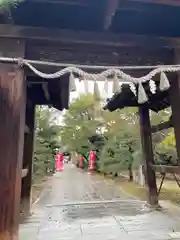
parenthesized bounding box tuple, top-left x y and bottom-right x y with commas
(170, 49, 180, 164)
(0, 39, 26, 240)
(21, 101, 35, 216)
(169, 78, 180, 164)
(139, 106, 158, 206)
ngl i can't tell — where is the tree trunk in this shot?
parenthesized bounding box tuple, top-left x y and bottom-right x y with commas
(128, 166, 133, 182)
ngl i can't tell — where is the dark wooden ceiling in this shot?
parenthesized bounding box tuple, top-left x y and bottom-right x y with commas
(8, 0, 180, 37)
(3, 0, 179, 111)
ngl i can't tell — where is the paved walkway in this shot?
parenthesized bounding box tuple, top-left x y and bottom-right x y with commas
(19, 164, 180, 240)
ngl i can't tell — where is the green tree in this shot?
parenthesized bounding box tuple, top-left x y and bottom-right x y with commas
(99, 110, 140, 180)
(155, 130, 177, 166)
(60, 96, 141, 175)
(151, 108, 172, 150)
(0, 0, 23, 10)
(150, 108, 177, 165)
(33, 106, 60, 181)
(60, 94, 101, 161)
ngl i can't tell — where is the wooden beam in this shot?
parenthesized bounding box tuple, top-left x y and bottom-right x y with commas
(139, 106, 158, 206)
(0, 39, 26, 240)
(151, 119, 173, 133)
(151, 165, 180, 174)
(28, 0, 89, 6)
(104, 0, 119, 30)
(0, 24, 173, 48)
(21, 103, 36, 216)
(130, 0, 180, 7)
(24, 41, 172, 77)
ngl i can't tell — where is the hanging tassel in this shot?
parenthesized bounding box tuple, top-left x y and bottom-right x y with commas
(159, 72, 170, 91)
(83, 79, 89, 94)
(94, 81, 101, 100)
(138, 82, 148, 104)
(112, 74, 120, 93)
(129, 83, 136, 96)
(69, 72, 76, 92)
(149, 80, 156, 94)
(119, 82, 122, 93)
(104, 79, 109, 94)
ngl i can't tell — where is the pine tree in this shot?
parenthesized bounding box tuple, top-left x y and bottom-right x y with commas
(59, 94, 101, 158)
(33, 106, 60, 181)
(0, 0, 23, 11)
(99, 108, 141, 180)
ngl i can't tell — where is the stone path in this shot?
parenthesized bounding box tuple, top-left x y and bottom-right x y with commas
(19, 164, 180, 240)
